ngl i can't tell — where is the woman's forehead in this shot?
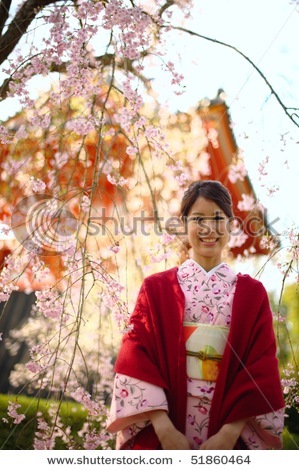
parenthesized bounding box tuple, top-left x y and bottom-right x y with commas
(189, 197, 225, 213)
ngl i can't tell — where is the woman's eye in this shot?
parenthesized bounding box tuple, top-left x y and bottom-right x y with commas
(189, 216, 225, 223)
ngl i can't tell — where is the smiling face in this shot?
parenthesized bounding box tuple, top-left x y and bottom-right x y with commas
(186, 197, 230, 271)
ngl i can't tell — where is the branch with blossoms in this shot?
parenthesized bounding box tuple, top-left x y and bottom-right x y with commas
(0, 53, 151, 101)
(255, 229, 299, 414)
(0, 0, 60, 64)
(1, 0, 298, 130)
(0, 62, 198, 448)
(171, 25, 299, 129)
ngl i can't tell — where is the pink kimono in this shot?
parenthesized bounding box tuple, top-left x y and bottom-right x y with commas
(107, 260, 284, 449)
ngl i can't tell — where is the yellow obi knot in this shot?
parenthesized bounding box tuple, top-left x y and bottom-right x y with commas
(183, 323, 229, 382)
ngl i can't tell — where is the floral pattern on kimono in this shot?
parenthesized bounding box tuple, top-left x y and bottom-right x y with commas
(107, 260, 284, 449)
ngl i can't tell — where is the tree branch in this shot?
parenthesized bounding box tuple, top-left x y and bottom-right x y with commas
(158, 0, 175, 17)
(0, 53, 151, 101)
(0, 0, 65, 65)
(172, 25, 299, 128)
(0, 0, 12, 37)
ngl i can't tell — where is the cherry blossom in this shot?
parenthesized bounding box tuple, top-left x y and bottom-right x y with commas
(237, 193, 256, 212)
(30, 177, 47, 193)
(7, 401, 26, 424)
(228, 160, 247, 183)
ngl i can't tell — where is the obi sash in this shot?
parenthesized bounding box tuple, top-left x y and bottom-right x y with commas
(183, 323, 229, 381)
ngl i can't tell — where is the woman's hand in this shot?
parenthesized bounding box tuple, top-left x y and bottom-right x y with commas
(199, 429, 236, 450)
(158, 426, 191, 450)
(200, 419, 247, 450)
(145, 410, 190, 450)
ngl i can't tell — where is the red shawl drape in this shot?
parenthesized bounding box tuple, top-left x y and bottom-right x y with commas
(114, 267, 284, 449)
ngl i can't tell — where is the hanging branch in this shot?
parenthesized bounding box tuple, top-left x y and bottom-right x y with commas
(1, 0, 298, 130)
(0, 0, 63, 65)
(0, 53, 150, 101)
(171, 25, 299, 129)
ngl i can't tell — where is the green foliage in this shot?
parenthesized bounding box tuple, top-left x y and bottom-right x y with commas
(274, 283, 299, 365)
(0, 394, 115, 450)
(282, 427, 299, 450)
(0, 394, 298, 450)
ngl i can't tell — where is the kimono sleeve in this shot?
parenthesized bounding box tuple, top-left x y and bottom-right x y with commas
(114, 281, 169, 390)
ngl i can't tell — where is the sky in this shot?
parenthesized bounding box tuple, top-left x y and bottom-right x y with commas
(152, 0, 299, 229)
(0, 0, 298, 291)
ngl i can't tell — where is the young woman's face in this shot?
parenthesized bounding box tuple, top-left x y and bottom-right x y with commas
(186, 196, 230, 271)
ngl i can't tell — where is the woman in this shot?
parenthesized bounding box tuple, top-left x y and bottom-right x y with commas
(106, 180, 285, 450)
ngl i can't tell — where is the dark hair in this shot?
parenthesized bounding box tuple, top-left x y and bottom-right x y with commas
(180, 180, 233, 220)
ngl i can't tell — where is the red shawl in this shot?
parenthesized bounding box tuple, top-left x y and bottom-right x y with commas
(114, 267, 284, 449)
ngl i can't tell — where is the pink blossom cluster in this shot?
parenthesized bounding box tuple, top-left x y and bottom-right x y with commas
(35, 288, 64, 319)
(160, 233, 176, 244)
(3, 2, 102, 118)
(102, 289, 131, 333)
(259, 234, 279, 251)
(30, 258, 52, 284)
(81, 195, 91, 212)
(26, 343, 50, 375)
(281, 364, 299, 410)
(258, 155, 269, 178)
(0, 125, 13, 144)
(122, 79, 144, 114)
(164, 61, 185, 94)
(228, 220, 249, 248)
(102, 0, 153, 60)
(66, 116, 97, 136)
(88, 265, 131, 332)
(237, 193, 256, 212)
(144, 124, 173, 160)
(71, 387, 102, 416)
(0, 255, 21, 301)
(126, 145, 139, 157)
(33, 418, 55, 450)
(29, 113, 51, 129)
(114, 106, 136, 134)
(76, 1, 105, 21)
(228, 160, 247, 183)
(107, 173, 129, 187)
(109, 244, 121, 253)
(30, 177, 47, 193)
(167, 160, 190, 186)
(207, 128, 219, 149)
(6, 401, 26, 424)
(78, 421, 113, 450)
(1, 155, 28, 176)
(82, 428, 105, 450)
(197, 151, 212, 176)
(147, 242, 173, 263)
(286, 228, 299, 259)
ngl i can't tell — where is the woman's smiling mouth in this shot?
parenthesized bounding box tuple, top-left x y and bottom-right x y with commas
(199, 238, 219, 243)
